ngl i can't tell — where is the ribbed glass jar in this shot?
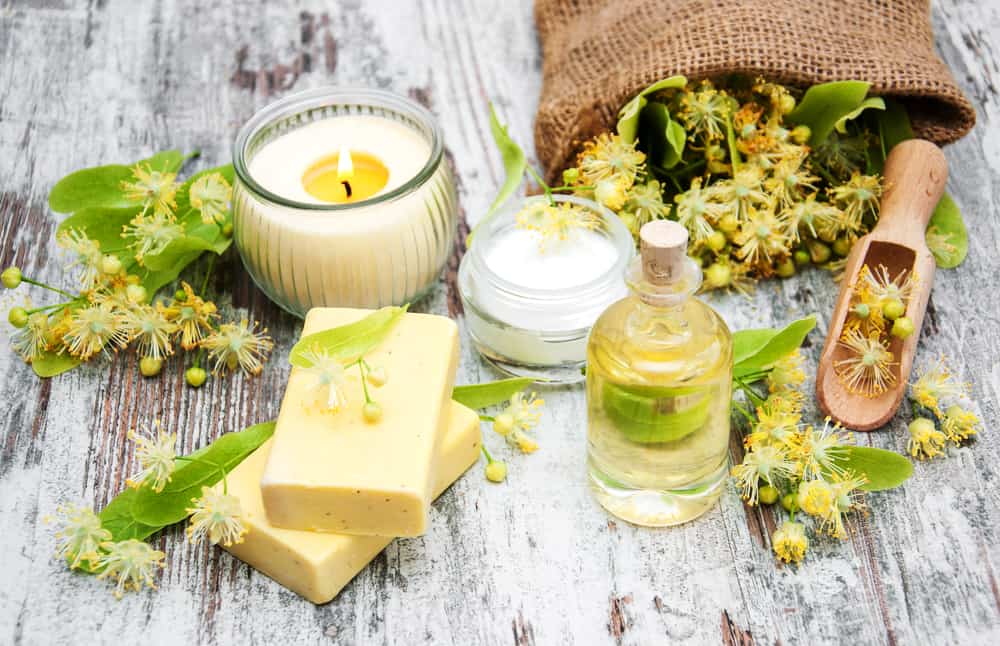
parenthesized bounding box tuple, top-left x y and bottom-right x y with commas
(232, 88, 458, 317)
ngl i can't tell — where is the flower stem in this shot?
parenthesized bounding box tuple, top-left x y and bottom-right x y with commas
(478, 414, 495, 422)
(27, 300, 79, 314)
(20, 277, 77, 299)
(200, 254, 216, 295)
(481, 444, 495, 464)
(357, 358, 373, 404)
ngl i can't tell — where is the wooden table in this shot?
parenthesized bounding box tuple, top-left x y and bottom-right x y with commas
(1, 1, 998, 644)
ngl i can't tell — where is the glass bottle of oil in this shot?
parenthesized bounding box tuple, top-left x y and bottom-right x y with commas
(586, 220, 732, 526)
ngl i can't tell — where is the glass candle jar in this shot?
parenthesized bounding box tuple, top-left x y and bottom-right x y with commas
(458, 195, 634, 383)
(232, 88, 458, 317)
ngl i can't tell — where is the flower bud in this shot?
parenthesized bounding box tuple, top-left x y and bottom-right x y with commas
(594, 179, 626, 211)
(852, 303, 871, 320)
(362, 401, 383, 423)
(8, 307, 29, 328)
(185, 366, 207, 388)
(704, 263, 732, 289)
(126, 284, 148, 305)
(174, 289, 188, 302)
(100, 254, 123, 275)
(140, 357, 163, 377)
(776, 259, 796, 278)
(1, 267, 22, 289)
(706, 231, 727, 252)
(493, 413, 514, 437)
(718, 214, 739, 234)
(485, 460, 508, 483)
(759, 484, 779, 505)
(778, 94, 797, 115)
(790, 125, 811, 144)
(561, 167, 580, 185)
(807, 240, 831, 264)
(793, 249, 811, 266)
(780, 493, 798, 513)
(891, 316, 915, 339)
(366, 366, 387, 387)
(882, 298, 905, 321)
(222, 223, 234, 238)
(832, 237, 851, 258)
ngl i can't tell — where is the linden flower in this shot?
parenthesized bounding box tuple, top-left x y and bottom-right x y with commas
(594, 178, 628, 211)
(95, 539, 165, 599)
(679, 83, 732, 141)
(812, 131, 867, 178)
(778, 194, 844, 243)
(925, 226, 959, 266)
(625, 180, 670, 225)
(941, 405, 979, 444)
(796, 478, 836, 517)
(731, 444, 796, 505)
(675, 178, 730, 245)
(494, 392, 544, 454)
(734, 208, 788, 268)
(57, 228, 103, 288)
(772, 520, 808, 564)
(122, 211, 184, 263)
(745, 397, 801, 449)
(830, 172, 881, 233)
(189, 172, 232, 225)
(126, 420, 177, 492)
(298, 347, 350, 412)
(201, 318, 273, 376)
(911, 358, 964, 417)
(186, 486, 248, 547)
(11, 311, 50, 362)
(844, 266, 887, 336)
(121, 163, 178, 217)
(862, 264, 916, 308)
(768, 350, 806, 393)
(819, 471, 868, 539)
(163, 282, 218, 350)
(516, 201, 600, 250)
(765, 157, 819, 208)
(577, 133, 645, 188)
(48, 504, 111, 570)
(792, 418, 851, 481)
(122, 304, 176, 360)
(907, 417, 947, 460)
(62, 303, 129, 360)
(834, 329, 896, 397)
(705, 166, 771, 225)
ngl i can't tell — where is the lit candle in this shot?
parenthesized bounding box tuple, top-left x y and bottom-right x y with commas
(232, 89, 458, 315)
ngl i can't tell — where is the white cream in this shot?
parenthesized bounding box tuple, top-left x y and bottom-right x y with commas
(483, 228, 619, 291)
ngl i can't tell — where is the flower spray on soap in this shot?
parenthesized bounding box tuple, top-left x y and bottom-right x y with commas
(586, 220, 732, 526)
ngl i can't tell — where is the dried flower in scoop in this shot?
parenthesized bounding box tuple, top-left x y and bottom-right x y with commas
(48, 504, 111, 570)
(95, 539, 165, 599)
(834, 329, 896, 397)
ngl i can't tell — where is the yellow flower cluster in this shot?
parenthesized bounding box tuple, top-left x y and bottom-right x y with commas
(907, 358, 980, 460)
(560, 79, 886, 291)
(482, 391, 548, 484)
(731, 349, 870, 564)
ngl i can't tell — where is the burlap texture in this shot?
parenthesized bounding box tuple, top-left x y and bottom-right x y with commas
(534, 0, 976, 180)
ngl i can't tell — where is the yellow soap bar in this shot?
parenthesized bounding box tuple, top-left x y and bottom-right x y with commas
(223, 403, 481, 604)
(260, 308, 459, 536)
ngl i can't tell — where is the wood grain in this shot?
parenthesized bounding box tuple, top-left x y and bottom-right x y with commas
(0, 1, 999, 644)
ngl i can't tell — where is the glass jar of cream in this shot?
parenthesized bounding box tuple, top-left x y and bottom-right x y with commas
(232, 87, 458, 317)
(458, 194, 634, 383)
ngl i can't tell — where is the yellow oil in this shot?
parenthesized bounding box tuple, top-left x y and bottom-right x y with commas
(302, 151, 389, 203)
(586, 293, 732, 526)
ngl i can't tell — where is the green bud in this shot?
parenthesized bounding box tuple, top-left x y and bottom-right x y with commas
(852, 303, 871, 319)
(366, 366, 387, 387)
(126, 284, 148, 304)
(485, 460, 508, 483)
(775, 258, 796, 278)
(832, 236, 852, 258)
(1, 267, 22, 289)
(185, 366, 207, 388)
(704, 263, 732, 289)
(808, 240, 831, 264)
(891, 316, 915, 339)
(8, 307, 29, 328)
(793, 249, 811, 266)
(222, 223, 234, 238)
(100, 254, 123, 275)
(562, 167, 580, 185)
(174, 289, 188, 302)
(718, 214, 739, 234)
(908, 417, 937, 438)
(493, 413, 514, 437)
(706, 231, 727, 252)
(790, 125, 811, 144)
(759, 485, 780, 505)
(140, 357, 163, 377)
(882, 298, 905, 321)
(780, 493, 799, 513)
(362, 401, 383, 423)
(778, 94, 796, 115)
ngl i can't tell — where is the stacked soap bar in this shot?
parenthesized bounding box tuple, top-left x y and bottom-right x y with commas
(221, 308, 478, 603)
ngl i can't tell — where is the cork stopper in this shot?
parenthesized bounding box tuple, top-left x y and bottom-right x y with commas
(639, 220, 689, 285)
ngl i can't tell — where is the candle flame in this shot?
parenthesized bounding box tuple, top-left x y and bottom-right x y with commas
(336, 146, 354, 180)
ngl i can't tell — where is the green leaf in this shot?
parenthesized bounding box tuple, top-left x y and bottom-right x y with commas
(130, 422, 276, 526)
(834, 97, 885, 134)
(733, 315, 817, 379)
(787, 81, 871, 146)
(31, 351, 81, 377)
(829, 446, 913, 491)
(601, 382, 711, 444)
(451, 377, 536, 409)
(289, 306, 407, 368)
(638, 102, 686, 169)
(142, 150, 191, 174)
(876, 98, 916, 157)
(467, 105, 528, 245)
(927, 193, 968, 268)
(49, 165, 135, 213)
(616, 75, 687, 143)
(140, 236, 218, 271)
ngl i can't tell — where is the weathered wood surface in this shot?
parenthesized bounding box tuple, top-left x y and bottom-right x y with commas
(0, 1, 998, 644)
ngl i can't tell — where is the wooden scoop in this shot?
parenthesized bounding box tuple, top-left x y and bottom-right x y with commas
(816, 139, 948, 431)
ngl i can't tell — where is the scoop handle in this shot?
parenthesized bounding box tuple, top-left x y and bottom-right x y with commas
(875, 140, 948, 246)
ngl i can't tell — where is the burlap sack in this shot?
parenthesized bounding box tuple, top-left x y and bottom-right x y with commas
(534, 0, 976, 180)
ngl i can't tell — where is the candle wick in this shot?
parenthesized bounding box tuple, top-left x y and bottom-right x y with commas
(342, 180, 352, 198)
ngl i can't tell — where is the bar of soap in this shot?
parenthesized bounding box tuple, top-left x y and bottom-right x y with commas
(261, 308, 459, 536)
(222, 402, 481, 604)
